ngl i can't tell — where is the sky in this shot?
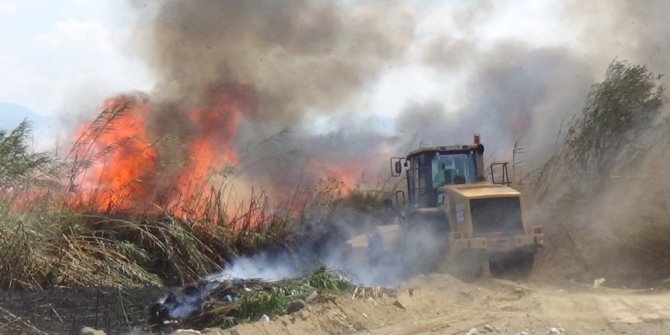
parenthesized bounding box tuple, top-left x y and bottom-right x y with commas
(0, 0, 152, 144)
(0, 1, 568, 125)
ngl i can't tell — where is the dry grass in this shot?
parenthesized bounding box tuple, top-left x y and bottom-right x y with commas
(0, 109, 299, 289)
(0, 95, 395, 292)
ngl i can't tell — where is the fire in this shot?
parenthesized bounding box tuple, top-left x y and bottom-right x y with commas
(177, 85, 255, 192)
(173, 84, 257, 218)
(287, 158, 369, 207)
(67, 82, 376, 224)
(69, 84, 257, 220)
(69, 94, 157, 212)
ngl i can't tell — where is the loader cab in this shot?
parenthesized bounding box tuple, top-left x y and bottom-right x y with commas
(403, 144, 485, 209)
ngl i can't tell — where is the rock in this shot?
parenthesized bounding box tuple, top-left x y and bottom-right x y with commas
(305, 291, 318, 303)
(593, 278, 606, 289)
(483, 325, 495, 332)
(465, 328, 478, 335)
(519, 330, 529, 335)
(173, 330, 202, 334)
(393, 300, 406, 310)
(259, 314, 270, 323)
(299, 309, 311, 320)
(286, 299, 306, 314)
(547, 327, 562, 334)
(80, 327, 106, 335)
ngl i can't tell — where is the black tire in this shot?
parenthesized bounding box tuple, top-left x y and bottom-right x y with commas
(447, 251, 484, 281)
(490, 252, 535, 280)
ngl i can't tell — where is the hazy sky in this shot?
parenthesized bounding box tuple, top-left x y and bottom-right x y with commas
(0, 1, 572, 123)
(0, 0, 150, 135)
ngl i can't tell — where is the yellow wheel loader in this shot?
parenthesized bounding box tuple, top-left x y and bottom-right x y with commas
(347, 136, 544, 280)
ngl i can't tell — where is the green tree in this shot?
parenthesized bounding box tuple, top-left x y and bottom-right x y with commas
(568, 60, 664, 173)
(0, 120, 53, 190)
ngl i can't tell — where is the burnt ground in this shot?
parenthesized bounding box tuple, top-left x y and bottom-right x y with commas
(0, 286, 165, 334)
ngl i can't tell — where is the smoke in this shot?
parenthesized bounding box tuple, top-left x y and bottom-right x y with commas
(521, 0, 670, 282)
(116, 0, 670, 200)
(410, 0, 670, 169)
(113, 0, 415, 202)
(215, 207, 447, 287)
(137, 0, 413, 122)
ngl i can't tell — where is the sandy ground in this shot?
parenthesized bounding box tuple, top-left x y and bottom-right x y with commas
(204, 274, 670, 335)
(2, 267, 670, 334)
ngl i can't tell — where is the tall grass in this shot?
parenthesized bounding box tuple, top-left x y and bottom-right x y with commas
(0, 114, 298, 289)
(0, 113, 374, 289)
(0, 201, 298, 289)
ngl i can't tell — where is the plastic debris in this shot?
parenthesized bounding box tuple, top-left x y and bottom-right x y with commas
(593, 278, 606, 288)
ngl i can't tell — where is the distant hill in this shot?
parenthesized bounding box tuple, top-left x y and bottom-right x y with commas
(0, 102, 51, 131)
(0, 102, 61, 150)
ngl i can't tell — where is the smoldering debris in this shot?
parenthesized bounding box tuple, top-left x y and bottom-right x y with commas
(148, 266, 392, 331)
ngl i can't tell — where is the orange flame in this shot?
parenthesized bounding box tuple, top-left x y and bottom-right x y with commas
(68, 83, 377, 224)
(176, 85, 256, 195)
(70, 94, 157, 212)
(70, 84, 257, 220)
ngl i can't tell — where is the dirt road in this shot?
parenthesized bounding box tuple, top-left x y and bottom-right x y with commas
(210, 274, 670, 335)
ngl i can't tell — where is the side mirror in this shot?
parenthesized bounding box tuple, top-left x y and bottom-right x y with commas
(390, 157, 405, 177)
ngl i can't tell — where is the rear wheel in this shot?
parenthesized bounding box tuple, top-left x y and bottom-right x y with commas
(490, 252, 535, 279)
(445, 250, 484, 280)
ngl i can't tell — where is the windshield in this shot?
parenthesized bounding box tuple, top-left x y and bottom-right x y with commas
(431, 152, 477, 188)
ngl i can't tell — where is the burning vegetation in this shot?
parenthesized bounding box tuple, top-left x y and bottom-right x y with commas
(67, 83, 259, 222)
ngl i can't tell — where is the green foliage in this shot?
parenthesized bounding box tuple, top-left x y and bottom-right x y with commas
(236, 288, 290, 321)
(185, 265, 354, 329)
(568, 60, 665, 172)
(0, 120, 54, 190)
(308, 264, 351, 293)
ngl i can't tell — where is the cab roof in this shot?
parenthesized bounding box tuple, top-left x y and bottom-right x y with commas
(407, 144, 481, 158)
(442, 183, 521, 199)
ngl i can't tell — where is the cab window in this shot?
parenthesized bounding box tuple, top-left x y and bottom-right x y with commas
(431, 153, 476, 188)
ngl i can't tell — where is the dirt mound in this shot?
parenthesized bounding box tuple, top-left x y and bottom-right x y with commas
(205, 274, 670, 335)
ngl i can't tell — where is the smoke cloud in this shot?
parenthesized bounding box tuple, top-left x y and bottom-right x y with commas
(117, 0, 416, 200)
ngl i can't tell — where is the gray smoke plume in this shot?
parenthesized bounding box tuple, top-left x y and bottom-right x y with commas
(124, 0, 416, 198)
(409, 0, 670, 168)
(136, 0, 413, 121)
